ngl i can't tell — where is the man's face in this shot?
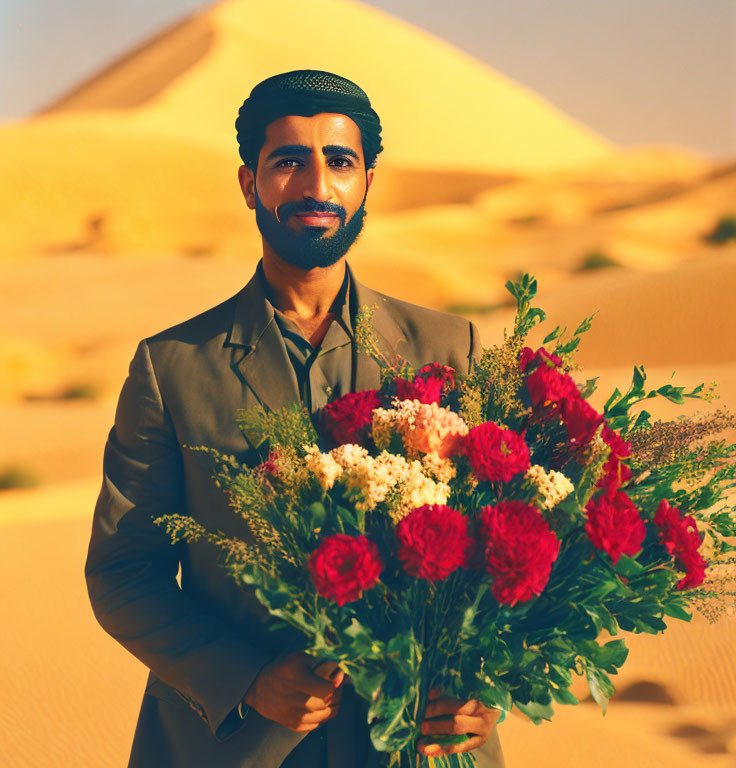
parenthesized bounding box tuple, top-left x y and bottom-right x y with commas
(238, 113, 374, 270)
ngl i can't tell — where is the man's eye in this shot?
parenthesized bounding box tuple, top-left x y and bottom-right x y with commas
(276, 159, 301, 168)
(329, 157, 353, 167)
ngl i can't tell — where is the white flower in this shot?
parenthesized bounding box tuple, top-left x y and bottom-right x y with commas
(525, 465, 574, 510)
(304, 445, 343, 490)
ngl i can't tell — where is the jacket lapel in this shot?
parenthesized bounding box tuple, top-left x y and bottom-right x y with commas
(223, 266, 301, 415)
(224, 260, 406, 411)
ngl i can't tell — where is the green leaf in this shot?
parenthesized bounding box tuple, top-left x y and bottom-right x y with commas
(615, 554, 644, 578)
(656, 384, 685, 404)
(663, 603, 692, 622)
(543, 326, 564, 344)
(550, 687, 579, 705)
(632, 365, 646, 392)
(579, 377, 599, 400)
(574, 314, 595, 335)
(586, 669, 610, 715)
(433, 734, 470, 746)
(307, 502, 326, 529)
(515, 700, 554, 724)
(334, 505, 358, 530)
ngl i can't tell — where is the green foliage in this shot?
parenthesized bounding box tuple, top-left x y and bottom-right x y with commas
(0, 463, 40, 490)
(506, 273, 546, 338)
(576, 251, 620, 272)
(703, 214, 736, 244)
(236, 401, 317, 454)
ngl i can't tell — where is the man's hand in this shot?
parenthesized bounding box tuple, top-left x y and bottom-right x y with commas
(243, 651, 344, 732)
(418, 688, 500, 757)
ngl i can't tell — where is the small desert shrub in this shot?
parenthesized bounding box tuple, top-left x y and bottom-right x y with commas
(577, 251, 620, 271)
(0, 464, 40, 491)
(445, 300, 514, 315)
(59, 382, 99, 400)
(704, 215, 736, 245)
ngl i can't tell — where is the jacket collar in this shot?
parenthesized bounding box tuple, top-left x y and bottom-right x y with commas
(224, 259, 405, 413)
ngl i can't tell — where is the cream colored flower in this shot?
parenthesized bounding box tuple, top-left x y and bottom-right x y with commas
(421, 451, 457, 483)
(303, 445, 343, 490)
(525, 465, 574, 510)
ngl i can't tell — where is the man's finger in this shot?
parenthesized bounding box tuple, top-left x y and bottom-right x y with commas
(420, 715, 481, 737)
(302, 690, 342, 712)
(295, 704, 340, 726)
(418, 734, 485, 757)
(289, 667, 340, 699)
(423, 696, 478, 719)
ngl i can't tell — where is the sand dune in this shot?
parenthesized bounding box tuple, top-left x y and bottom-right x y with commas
(44, 0, 611, 174)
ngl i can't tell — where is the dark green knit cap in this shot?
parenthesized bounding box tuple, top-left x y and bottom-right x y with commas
(235, 69, 383, 170)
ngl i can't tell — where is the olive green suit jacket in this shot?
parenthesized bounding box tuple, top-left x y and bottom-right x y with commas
(85, 260, 506, 768)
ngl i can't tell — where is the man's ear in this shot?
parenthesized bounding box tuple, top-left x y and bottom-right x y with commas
(238, 165, 256, 210)
(366, 168, 374, 192)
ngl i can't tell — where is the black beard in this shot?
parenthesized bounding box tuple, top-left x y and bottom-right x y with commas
(254, 184, 367, 270)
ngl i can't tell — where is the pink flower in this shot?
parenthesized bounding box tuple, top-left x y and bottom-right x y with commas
(397, 401, 469, 458)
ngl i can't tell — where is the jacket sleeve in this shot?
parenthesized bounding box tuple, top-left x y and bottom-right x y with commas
(84, 339, 271, 739)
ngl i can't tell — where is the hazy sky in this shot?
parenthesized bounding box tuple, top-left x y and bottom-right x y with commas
(2, 0, 734, 157)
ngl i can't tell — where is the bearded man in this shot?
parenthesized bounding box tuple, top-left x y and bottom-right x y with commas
(85, 69, 506, 768)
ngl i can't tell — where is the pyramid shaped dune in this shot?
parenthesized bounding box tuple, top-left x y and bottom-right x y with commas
(44, 0, 611, 172)
(1, 0, 615, 256)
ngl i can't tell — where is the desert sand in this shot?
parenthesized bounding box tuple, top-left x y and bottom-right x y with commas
(2, 0, 735, 765)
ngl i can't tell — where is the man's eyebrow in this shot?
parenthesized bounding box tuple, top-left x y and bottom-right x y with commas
(265, 144, 360, 162)
(322, 145, 359, 160)
(265, 144, 311, 162)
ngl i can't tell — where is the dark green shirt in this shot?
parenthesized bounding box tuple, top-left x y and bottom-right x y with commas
(256, 260, 355, 415)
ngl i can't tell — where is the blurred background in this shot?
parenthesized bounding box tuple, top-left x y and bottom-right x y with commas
(1, 0, 734, 765)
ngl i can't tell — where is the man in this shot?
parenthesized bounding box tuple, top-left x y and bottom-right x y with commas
(85, 70, 506, 768)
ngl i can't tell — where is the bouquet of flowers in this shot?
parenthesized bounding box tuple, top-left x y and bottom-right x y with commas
(156, 274, 736, 768)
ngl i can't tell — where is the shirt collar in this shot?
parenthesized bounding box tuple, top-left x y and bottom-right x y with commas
(256, 259, 353, 344)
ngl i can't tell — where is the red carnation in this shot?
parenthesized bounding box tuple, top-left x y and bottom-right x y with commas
(561, 396, 603, 447)
(479, 501, 560, 605)
(462, 421, 530, 483)
(396, 504, 473, 581)
(395, 363, 456, 404)
(321, 390, 380, 446)
(308, 534, 384, 606)
(654, 499, 707, 589)
(526, 365, 579, 411)
(519, 346, 562, 373)
(597, 422, 632, 493)
(675, 547, 707, 590)
(585, 491, 645, 564)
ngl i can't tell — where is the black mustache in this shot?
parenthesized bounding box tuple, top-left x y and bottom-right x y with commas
(277, 200, 346, 221)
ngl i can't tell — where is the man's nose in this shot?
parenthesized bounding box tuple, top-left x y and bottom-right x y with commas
(302, 159, 332, 202)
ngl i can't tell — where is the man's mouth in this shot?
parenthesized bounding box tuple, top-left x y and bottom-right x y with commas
(293, 212, 339, 227)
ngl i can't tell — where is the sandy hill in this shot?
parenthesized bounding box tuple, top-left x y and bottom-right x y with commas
(42, 0, 610, 174)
